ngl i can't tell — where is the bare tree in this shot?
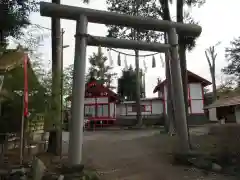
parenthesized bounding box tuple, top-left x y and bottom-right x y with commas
(205, 42, 220, 101)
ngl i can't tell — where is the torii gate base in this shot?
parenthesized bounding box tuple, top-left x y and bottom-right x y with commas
(40, 1, 202, 165)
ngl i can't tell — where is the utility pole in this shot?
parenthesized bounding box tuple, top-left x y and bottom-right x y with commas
(50, 0, 62, 155)
(60, 28, 64, 158)
(60, 28, 69, 158)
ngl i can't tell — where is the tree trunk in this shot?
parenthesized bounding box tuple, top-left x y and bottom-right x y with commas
(168, 28, 190, 153)
(211, 68, 217, 101)
(134, 1, 142, 127)
(177, 0, 191, 147)
(165, 34, 175, 135)
(48, 0, 62, 156)
(135, 49, 142, 126)
(160, 0, 175, 134)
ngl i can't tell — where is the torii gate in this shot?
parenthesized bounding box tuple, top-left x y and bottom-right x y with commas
(40, 1, 202, 165)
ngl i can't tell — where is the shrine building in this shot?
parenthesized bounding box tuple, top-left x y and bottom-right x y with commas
(66, 80, 119, 129)
(153, 70, 211, 124)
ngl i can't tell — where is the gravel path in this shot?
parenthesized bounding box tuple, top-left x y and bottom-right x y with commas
(63, 130, 235, 180)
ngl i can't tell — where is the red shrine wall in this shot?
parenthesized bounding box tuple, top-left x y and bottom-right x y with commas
(84, 97, 116, 120)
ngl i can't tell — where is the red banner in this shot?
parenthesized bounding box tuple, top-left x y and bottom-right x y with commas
(23, 54, 28, 117)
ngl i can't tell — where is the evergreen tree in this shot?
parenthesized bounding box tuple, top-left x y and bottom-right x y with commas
(86, 47, 117, 88)
(118, 66, 144, 101)
(222, 37, 240, 85)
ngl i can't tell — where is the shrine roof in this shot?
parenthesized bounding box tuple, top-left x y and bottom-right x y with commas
(66, 80, 118, 101)
(153, 70, 211, 93)
(85, 81, 117, 97)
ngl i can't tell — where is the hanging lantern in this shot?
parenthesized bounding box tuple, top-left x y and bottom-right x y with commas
(143, 57, 147, 73)
(124, 55, 128, 69)
(117, 53, 121, 66)
(93, 69, 97, 77)
(152, 55, 156, 68)
(98, 46, 102, 56)
(160, 54, 165, 68)
(97, 46, 102, 64)
(107, 48, 114, 66)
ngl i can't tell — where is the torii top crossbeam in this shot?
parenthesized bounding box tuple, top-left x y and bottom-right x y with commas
(40, 2, 201, 37)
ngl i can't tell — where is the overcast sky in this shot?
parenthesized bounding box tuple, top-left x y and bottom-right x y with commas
(29, 0, 240, 97)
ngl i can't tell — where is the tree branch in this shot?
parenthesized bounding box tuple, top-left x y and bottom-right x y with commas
(205, 50, 212, 69)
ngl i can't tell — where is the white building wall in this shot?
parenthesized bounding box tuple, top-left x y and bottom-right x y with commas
(85, 98, 95, 104)
(84, 97, 116, 118)
(116, 104, 126, 116)
(96, 97, 108, 103)
(209, 108, 218, 121)
(235, 105, 240, 124)
(163, 83, 204, 114)
(116, 99, 163, 116)
(152, 100, 163, 114)
(189, 83, 204, 114)
(85, 97, 109, 104)
(126, 100, 152, 115)
(189, 83, 202, 99)
(109, 103, 115, 117)
(191, 100, 204, 113)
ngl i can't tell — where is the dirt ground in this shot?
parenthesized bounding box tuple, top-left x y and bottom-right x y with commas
(63, 129, 236, 180)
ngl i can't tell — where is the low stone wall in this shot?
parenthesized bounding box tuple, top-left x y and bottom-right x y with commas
(188, 114, 209, 125)
(116, 114, 209, 126)
(115, 114, 165, 126)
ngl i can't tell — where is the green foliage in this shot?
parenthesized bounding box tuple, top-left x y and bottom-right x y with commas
(204, 76, 238, 105)
(208, 76, 239, 99)
(184, 0, 205, 7)
(86, 47, 117, 87)
(0, 94, 22, 133)
(2, 67, 47, 129)
(222, 37, 240, 85)
(203, 87, 209, 94)
(176, 0, 205, 51)
(63, 64, 73, 97)
(28, 114, 44, 132)
(0, 27, 48, 133)
(118, 66, 144, 100)
(106, 0, 162, 42)
(181, 12, 197, 51)
(0, 0, 39, 42)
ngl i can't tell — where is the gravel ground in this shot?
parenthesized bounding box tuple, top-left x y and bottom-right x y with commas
(62, 129, 235, 180)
